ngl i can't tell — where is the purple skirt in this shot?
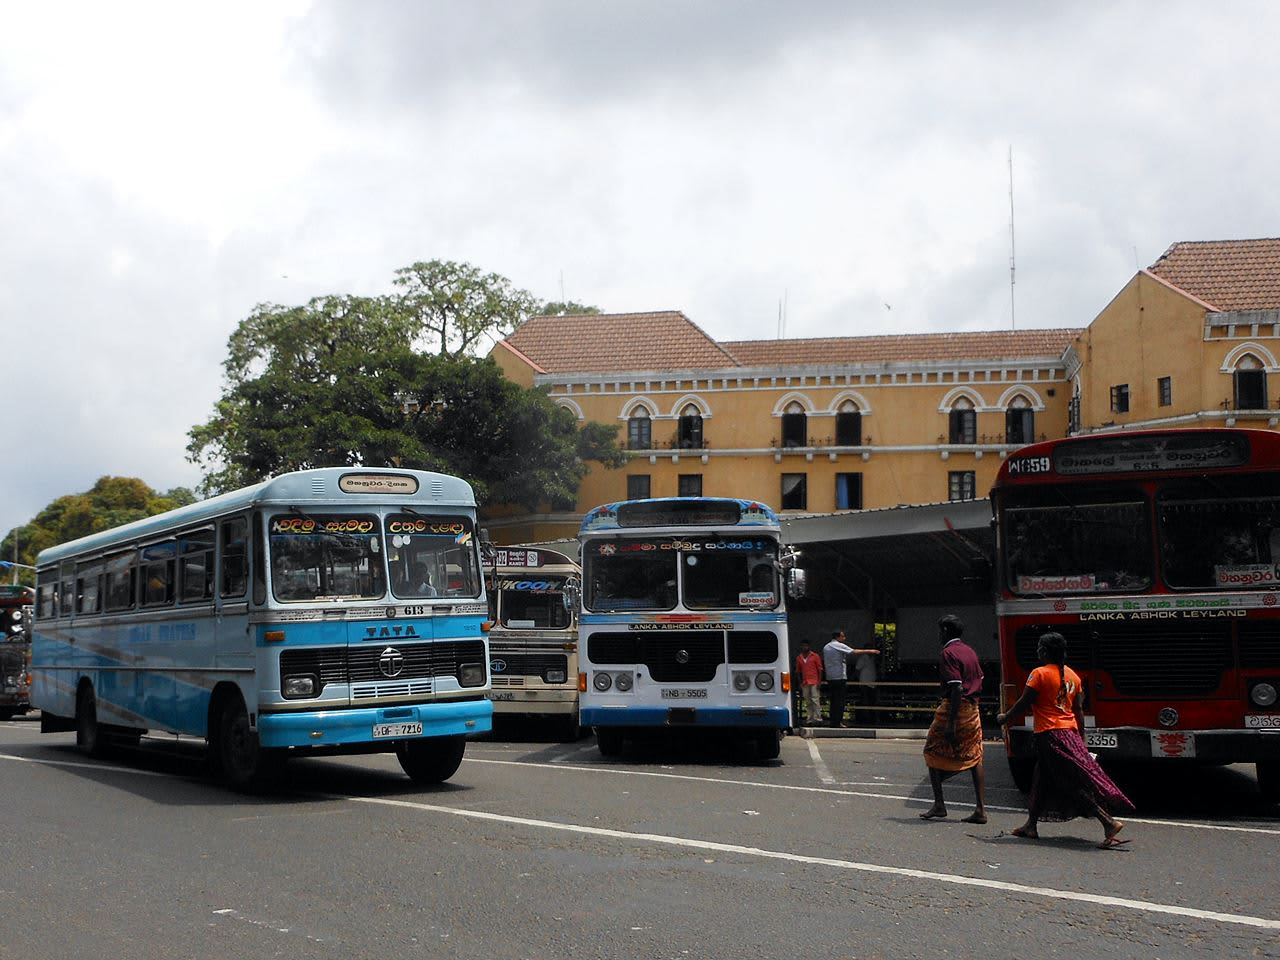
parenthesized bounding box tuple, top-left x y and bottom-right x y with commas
(1029, 728, 1135, 822)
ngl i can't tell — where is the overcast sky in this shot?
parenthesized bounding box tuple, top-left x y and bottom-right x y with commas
(4, 1, 1279, 539)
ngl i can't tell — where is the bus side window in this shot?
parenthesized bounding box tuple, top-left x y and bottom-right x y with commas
(36, 570, 56, 619)
(220, 518, 248, 599)
(76, 560, 104, 614)
(104, 551, 136, 612)
(179, 528, 215, 603)
(141, 541, 177, 607)
(59, 561, 75, 618)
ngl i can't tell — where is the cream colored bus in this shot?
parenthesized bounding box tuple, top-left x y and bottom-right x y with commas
(485, 546, 583, 740)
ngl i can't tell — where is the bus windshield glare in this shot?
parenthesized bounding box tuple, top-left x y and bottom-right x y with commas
(386, 514, 480, 599)
(584, 537, 779, 611)
(269, 514, 385, 601)
(1157, 474, 1280, 589)
(1003, 488, 1152, 594)
(496, 575, 570, 628)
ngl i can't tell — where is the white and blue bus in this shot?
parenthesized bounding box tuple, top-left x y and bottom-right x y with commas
(577, 498, 801, 759)
(31, 468, 492, 788)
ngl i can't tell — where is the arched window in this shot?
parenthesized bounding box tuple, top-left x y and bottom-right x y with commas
(835, 400, 862, 447)
(628, 407, 652, 450)
(677, 403, 704, 449)
(781, 401, 807, 448)
(1234, 354, 1268, 410)
(1005, 395, 1034, 445)
(949, 397, 977, 444)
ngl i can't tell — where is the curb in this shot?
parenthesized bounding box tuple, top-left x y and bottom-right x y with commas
(797, 726, 929, 740)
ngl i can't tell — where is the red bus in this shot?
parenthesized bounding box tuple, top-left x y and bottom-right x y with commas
(0, 585, 34, 721)
(992, 428, 1280, 802)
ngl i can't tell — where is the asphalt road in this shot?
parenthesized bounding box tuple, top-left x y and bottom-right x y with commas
(0, 715, 1277, 960)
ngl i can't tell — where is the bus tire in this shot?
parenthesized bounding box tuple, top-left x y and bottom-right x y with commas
(75, 683, 105, 758)
(216, 696, 278, 791)
(1008, 757, 1035, 794)
(1258, 761, 1280, 804)
(756, 730, 782, 761)
(596, 727, 624, 757)
(396, 735, 466, 784)
(0, 708, 15, 722)
(559, 717, 582, 743)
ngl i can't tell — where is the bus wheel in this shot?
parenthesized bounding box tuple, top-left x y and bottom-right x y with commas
(1258, 761, 1280, 804)
(0, 708, 15, 722)
(75, 684, 104, 758)
(559, 717, 582, 743)
(217, 697, 277, 791)
(756, 730, 782, 761)
(596, 728, 624, 758)
(1008, 757, 1035, 794)
(396, 736, 466, 784)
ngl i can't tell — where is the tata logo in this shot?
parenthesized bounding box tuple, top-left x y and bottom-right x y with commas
(490, 658, 508, 674)
(365, 624, 419, 640)
(378, 647, 405, 678)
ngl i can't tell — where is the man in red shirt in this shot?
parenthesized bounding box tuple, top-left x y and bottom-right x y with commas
(793, 640, 824, 726)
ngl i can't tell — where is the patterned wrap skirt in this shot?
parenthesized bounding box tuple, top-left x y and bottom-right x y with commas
(1030, 728, 1135, 822)
(923, 699, 984, 772)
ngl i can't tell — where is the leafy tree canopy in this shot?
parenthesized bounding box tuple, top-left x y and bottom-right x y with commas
(1, 478, 194, 584)
(188, 265, 623, 507)
(537, 301, 601, 316)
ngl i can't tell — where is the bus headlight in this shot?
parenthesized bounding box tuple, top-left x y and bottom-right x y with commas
(282, 675, 317, 699)
(544, 669, 567, 684)
(1251, 682, 1278, 708)
(732, 672, 752, 692)
(614, 672, 634, 692)
(593, 672, 613, 692)
(460, 663, 486, 687)
(754, 671, 775, 692)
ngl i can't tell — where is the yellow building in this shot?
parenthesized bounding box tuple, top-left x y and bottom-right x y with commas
(1070, 238, 1280, 435)
(487, 239, 1280, 544)
(489, 312, 1079, 542)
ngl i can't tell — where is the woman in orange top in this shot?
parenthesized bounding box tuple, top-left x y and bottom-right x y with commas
(996, 632, 1134, 849)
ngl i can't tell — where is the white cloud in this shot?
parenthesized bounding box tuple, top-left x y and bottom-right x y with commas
(3, 1, 1280, 537)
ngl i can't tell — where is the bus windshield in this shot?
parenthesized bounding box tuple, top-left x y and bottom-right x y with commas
(584, 541, 677, 611)
(1157, 474, 1280, 589)
(1002, 487, 1152, 594)
(495, 575, 570, 628)
(386, 514, 481, 599)
(681, 537, 779, 609)
(269, 514, 385, 601)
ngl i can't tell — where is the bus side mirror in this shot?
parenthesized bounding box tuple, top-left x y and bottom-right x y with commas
(562, 577, 581, 612)
(479, 528, 495, 563)
(786, 568, 807, 599)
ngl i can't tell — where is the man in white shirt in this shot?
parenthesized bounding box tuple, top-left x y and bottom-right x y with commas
(822, 630, 878, 727)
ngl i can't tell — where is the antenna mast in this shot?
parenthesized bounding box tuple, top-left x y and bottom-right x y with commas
(1008, 146, 1017, 330)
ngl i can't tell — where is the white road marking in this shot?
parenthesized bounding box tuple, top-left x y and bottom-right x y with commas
(212, 908, 325, 942)
(806, 739, 835, 784)
(463, 756, 1280, 837)
(549, 744, 599, 764)
(0, 752, 170, 777)
(348, 794, 1280, 932)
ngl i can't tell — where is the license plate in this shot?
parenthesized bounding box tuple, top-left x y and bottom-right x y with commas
(1085, 732, 1118, 748)
(372, 722, 423, 739)
(1151, 730, 1196, 758)
(490, 692, 515, 702)
(1245, 714, 1280, 729)
(661, 688, 707, 699)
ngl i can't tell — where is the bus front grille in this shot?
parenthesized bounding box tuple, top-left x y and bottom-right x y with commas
(280, 640, 487, 692)
(586, 630, 725, 682)
(1012, 622, 1229, 696)
(490, 653, 568, 679)
(1239, 621, 1280, 668)
(728, 631, 778, 664)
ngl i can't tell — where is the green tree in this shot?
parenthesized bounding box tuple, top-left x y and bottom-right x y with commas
(188, 286, 624, 507)
(536, 301, 601, 316)
(1, 477, 191, 583)
(392, 260, 542, 357)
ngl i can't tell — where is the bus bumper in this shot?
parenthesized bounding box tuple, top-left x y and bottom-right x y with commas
(582, 705, 790, 730)
(1007, 726, 1280, 763)
(257, 698, 493, 748)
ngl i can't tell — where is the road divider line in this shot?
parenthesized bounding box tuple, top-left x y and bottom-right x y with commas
(0, 752, 170, 777)
(347, 794, 1280, 932)
(463, 756, 1280, 837)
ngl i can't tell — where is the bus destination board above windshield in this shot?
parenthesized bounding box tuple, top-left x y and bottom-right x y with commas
(1009, 433, 1250, 477)
(338, 473, 420, 495)
(617, 500, 740, 527)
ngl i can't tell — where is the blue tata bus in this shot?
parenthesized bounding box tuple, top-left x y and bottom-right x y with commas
(577, 497, 802, 759)
(32, 468, 492, 788)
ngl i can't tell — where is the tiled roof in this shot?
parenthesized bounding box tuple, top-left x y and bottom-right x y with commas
(1148, 239, 1280, 311)
(500, 314, 1080, 375)
(502, 311, 739, 374)
(720, 329, 1080, 367)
